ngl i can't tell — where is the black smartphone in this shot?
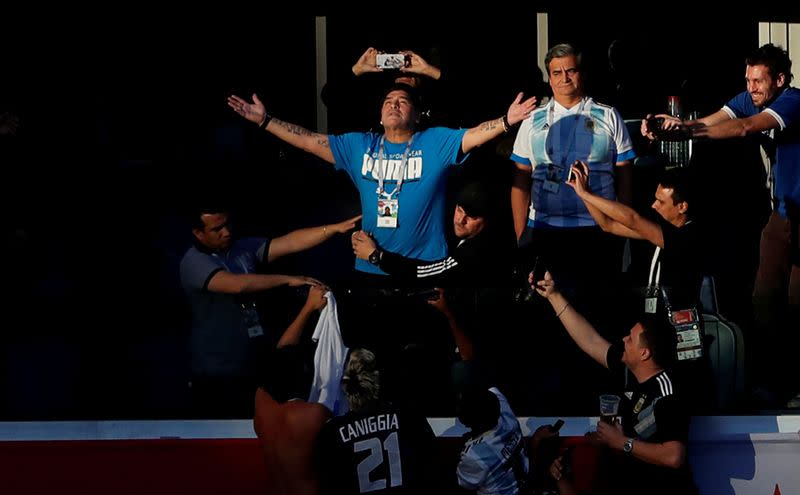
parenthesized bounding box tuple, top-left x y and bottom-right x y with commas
(551, 418, 565, 433)
(531, 256, 547, 284)
(646, 116, 665, 133)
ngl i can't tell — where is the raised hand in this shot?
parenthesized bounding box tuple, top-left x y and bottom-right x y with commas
(227, 93, 268, 126)
(352, 47, 381, 76)
(304, 285, 329, 311)
(506, 92, 538, 126)
(400, 50, 440, 80)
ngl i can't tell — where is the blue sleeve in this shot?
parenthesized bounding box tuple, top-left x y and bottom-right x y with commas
(180, 250, 223, 292)
(768, 88, 800, 129)
(328, 132, 370, 181)
(428, 127, 469, 165)
(724, 91, 754, 118)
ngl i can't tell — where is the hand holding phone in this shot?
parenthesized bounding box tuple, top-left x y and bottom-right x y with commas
(551, 418, 565, 433)
(531, 256, 547, 285)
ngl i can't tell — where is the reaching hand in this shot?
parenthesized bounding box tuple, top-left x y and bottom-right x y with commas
(352, 47, 381, 76)
(288, 275, 324, 288)
(530, 270, 557, 299)
(227, 93, 268, 126)
(330, 214, 363, 234)
(640, 113, 681, 141)
(565, 160, 590, 195)
(506, 92, 538, 126)
(304, 285, 329, 311)
(350, 230, 377, 260)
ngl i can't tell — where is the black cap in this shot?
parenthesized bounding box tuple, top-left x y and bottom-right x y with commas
(456, 182, 490, 219)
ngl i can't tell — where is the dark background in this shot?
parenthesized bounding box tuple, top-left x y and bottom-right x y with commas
(2, 8, 798, 418)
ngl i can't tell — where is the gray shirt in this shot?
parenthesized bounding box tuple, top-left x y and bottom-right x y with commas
(179, 237, 269, 377)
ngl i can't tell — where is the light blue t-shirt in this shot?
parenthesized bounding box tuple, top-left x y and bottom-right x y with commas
(329, 127, 468, 274)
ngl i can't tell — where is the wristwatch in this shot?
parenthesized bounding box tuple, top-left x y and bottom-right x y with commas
(623, 437, 635, 454)
(368, 249, 383, 266)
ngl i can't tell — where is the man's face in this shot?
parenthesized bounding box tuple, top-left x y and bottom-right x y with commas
(651, 185, 685, 224)
(548, 55, 583, 102)
(453, 205, 486, 239)
(381, 89, 418, 130)
(621, 322, 646, 368)
(746, 64, 784, 108)
(193, 213, 232, 251)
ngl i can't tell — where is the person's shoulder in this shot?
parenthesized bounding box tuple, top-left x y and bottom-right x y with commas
(776, 87, 800, 104)
(180, 244, 211, 266)
(587, 98, 623, 118)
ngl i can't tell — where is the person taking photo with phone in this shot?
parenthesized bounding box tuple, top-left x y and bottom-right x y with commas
(531, 271, 698, 495)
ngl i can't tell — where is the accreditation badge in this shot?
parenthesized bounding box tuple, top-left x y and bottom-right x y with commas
(377, 197, 398, 228)
(644, 285, 659, 314)
(543, 164, 564, 194)
(241, 303, 264, 338)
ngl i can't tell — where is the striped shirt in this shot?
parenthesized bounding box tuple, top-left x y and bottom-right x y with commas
(511, 97, 635, 228)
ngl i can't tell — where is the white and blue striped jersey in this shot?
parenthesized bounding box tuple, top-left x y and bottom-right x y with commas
(511, 97, 635, 228)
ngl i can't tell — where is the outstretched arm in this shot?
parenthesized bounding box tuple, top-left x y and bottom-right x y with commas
(461, 93, 537, 153)
(208, 272, 322, 295)
(641, 109, 731, 140)
(228, 93, 335, 164)
(688, 110, 780, 139)
(533, 271, 611, 368)
(269, 215, 361, 263)
(567, 161, 659, 244)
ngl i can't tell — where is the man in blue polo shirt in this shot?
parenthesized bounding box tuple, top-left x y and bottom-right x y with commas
(644, 43, 800, 408)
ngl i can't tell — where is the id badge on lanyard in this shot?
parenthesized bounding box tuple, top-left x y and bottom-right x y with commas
(241, 302, 264, 338)
(645, 246, 662, 314)
(375, 134, 414, 229)
(377, 196, 399, 228)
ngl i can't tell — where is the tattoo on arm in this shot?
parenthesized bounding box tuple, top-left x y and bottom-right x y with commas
(479, 119, 501, 132)
(274, 118, 313, 137)
(316, 137, 330, 148)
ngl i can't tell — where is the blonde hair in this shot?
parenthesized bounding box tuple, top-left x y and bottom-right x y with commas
(342, 348, 380, 411)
